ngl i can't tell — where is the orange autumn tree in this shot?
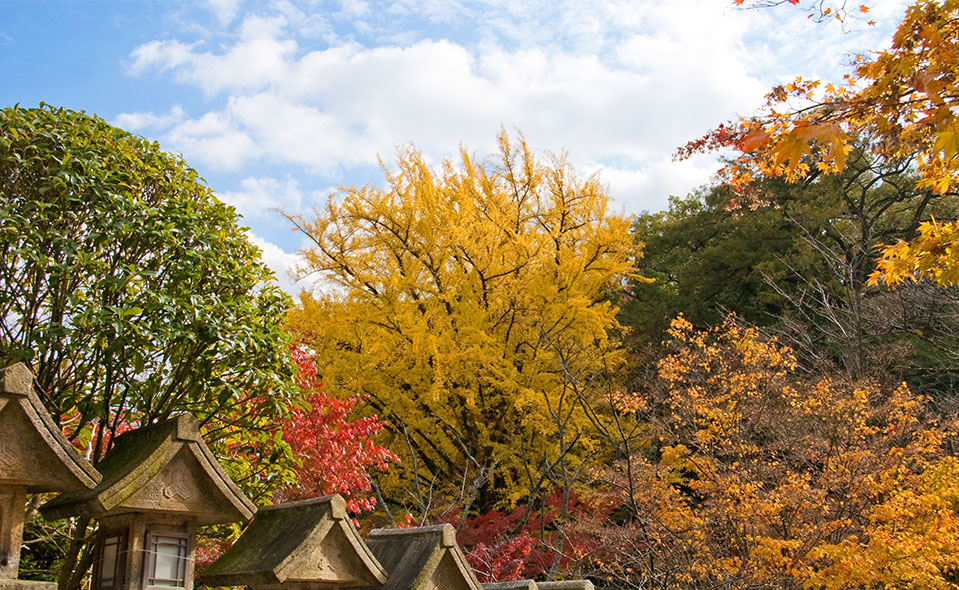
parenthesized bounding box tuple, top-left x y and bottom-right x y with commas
(680, 0, 959, 285)
(579, 316, 959, 589)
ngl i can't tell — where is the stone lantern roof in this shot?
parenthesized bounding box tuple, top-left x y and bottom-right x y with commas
(199, 495, 387, 590)
(41, 414, 254, 525)
(538, 582, 594, 590)
(483, 581, 538, 590)
(484, 581, 594, 590)
(0, 363, 101, 590)
(0, 363, 100, 492)
(362, 524, 482, 590)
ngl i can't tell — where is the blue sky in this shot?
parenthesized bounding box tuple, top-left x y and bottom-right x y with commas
(1, 0, 911, 293)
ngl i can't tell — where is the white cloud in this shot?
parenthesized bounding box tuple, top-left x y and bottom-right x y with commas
(743, 0, 914, 82)
(587, 153, 720, 215)
(124, 0, 914, 215)
(227, 92, 379, 172)
(384, 0, 465, 26)
(220, 176, 305, 219)
(129, 15, 296, 95)
(337, 0, 371, 19)
(130, 30, 762, 208)
(588, 164, 650, 212)
(207, 0, 240, 26)
(129, 40, 197, 75)
(245, 233, 314, 295)
(164, 110, 257, 169)
(112, 105, 185, 132)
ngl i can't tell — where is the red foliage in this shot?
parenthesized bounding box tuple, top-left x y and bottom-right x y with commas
(449, 490, 616, 582)
(466, 533, 537, 583)
(194, 536, 232, 572)
(277, 346, 399, 513)
(191, 345, 400, 569)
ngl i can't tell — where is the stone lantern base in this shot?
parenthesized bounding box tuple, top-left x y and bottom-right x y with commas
(0, 580, 57, 590)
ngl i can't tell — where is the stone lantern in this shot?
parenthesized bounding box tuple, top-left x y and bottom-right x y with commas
(484, 581, 594, 590)
(362, 524, 482, 590)
(41, 414, 254, 590)
(538, 582, 594, 590)
(482, 581, 537, 590)
(0, 363, 101, 590)
(199, 495, 387, 590)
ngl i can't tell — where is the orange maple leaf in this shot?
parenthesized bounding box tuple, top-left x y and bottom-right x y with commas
(739, 130, 771, 153)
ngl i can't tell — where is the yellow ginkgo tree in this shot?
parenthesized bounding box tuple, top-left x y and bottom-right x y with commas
(285, 132, 640, 518)
(680, 0, 959, 285)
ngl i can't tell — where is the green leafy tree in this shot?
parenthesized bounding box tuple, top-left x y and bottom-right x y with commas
(626, 148, 959, 396)
(0, 105, 299, 587)
(625, 183, 801, 343)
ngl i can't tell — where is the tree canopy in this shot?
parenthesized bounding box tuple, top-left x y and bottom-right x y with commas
(626, 148, 959, 394)
(681, 0, 959, 286)
(285, 132, 640, 516)
(580, 316, 959, 589)
(0, 104, 298, 494)
(10, 3, 959, 585)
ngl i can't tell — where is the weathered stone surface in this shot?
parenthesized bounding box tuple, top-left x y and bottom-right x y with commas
(0, 365, 31, 398)
(40, 414, 254, 525)
(483, 581, 538, 590)
(200, 495, 387, 590)
(0, 579, 57, 590)
(361, 524, 482, 590)
(124, 447, 231, 516)
(0, 364, 100, 492)
(537, 581, 594, 590)
(0, 490, 26, 580)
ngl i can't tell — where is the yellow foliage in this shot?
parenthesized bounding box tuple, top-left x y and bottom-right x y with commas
(285, 131, 639, 512)
(808, 457, 959, 589)
(590, 316, 957, 589)
(871, 218, 959, 286)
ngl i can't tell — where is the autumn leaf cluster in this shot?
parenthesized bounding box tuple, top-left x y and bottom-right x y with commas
(276, 346, 399, 514)
(579, 316, 959, 589)
(680, 0, 959, 286)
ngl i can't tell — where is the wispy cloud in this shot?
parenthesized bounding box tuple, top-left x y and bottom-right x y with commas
(220, 176, 305, 219)
(112, 105, 185, 132)
(121, 2, 772, 208)
(207, 0, 241, 26)
(104, 0, 917, 292)
(245, 232, 314, 295)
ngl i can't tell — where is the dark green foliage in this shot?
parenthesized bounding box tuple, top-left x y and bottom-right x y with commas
(624, 149, 959, 399)
(0, 104, 298, 496)
(624, 183, 803, 343)
(18, 513, 66, 582)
